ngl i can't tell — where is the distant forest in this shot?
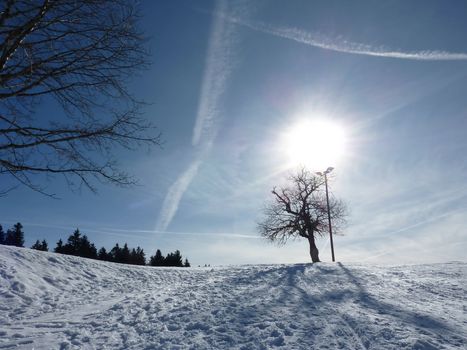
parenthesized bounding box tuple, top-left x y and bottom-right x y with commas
(0, 222, 190, 267)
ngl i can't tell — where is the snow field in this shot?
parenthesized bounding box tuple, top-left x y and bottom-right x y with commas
(0, 245, 466, 349)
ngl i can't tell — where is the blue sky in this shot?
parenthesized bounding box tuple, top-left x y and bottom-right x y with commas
(2, 0, 467, 265)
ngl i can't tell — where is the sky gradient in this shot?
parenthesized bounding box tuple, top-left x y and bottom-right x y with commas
(2, 0, 467, 266)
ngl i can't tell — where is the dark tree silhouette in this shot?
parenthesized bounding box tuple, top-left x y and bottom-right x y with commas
(31, 239, 48, 251)
(56, 229, 97, 258)
(5, 222, 24, 247)
(97, 247, 109, 261)
(165, 250, 183, 267)
(129, 246, 146, 265)
(54, 238, 64, 253)
(258, 168, 347, 262)
(110, 243, 122, 262)
(149, 249, 165, 266)
(0, 0, 161, 196)
(31, 240, 41, 250)
(40, 239, 48, 251)
(121, 243, 130, 264)
(4, 223, 190, 267)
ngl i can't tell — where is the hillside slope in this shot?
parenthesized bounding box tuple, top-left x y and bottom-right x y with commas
(0, 245, 465, 349)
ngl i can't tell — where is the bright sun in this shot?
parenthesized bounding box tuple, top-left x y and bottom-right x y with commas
(283, 119, 347, 170)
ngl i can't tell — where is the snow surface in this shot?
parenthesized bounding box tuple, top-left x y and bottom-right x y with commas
(0, 245, 466, 350)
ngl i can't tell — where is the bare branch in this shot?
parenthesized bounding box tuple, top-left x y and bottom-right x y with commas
(258, 168, 347, 262)
(0, 0, 160, 195)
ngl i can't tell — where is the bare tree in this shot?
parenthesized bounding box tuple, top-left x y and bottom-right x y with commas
(0, 0, 161, 196)
(258, 168, 347, 262)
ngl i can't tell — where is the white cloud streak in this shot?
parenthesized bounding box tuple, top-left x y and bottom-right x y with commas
(224, 15, 467, 61)
(156, 0, 239, 231)
(155, 159, 201, 232)
(5, 219, 259, 240)
(192, 0, 236, 147)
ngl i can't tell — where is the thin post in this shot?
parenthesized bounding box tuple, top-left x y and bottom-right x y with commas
(324, 173, 335, 262)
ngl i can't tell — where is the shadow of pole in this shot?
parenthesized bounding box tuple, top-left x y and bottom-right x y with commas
(335, 262, 455, 333)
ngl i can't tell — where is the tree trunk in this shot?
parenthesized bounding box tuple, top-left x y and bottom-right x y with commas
(308, 236, 320, 262)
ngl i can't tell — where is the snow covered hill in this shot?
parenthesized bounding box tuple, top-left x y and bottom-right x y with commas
(0, 245, 465, 349)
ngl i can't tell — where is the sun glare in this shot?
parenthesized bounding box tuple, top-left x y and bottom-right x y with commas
(283, 119, 347, 170)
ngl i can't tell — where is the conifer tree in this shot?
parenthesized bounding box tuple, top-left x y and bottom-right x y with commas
(5, 223, 24, 247)
(65, 229, 81, 254)
(59, 230, 97, 259)
(5, 229, 13, 245)
(97, 247, 109, 261)
(129, 247, 145, 265)
(55, 239, 64, 253)
(79, 234, 97, 259)
(31, 239, 48, 251)
(110, 243, 122, 262)
(31, 240, 42, 250)
(0, 225, 4, 244)
(129, 248, 137, 264)
(121, 243, 130, 264)
(149, 249, 165, 266)
(41, 240, 48, 252)
(165, 250, 183, 267)
(134, 246, 146, 265)
(184, 258, 191, 267)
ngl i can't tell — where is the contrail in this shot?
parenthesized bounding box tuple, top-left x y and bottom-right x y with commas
(6, 220, 259, 240)
(192, 0, 236, 146)
(155, 159, 201, 232)
(223, 14, 467, 61)
(156, 0, 239, 231)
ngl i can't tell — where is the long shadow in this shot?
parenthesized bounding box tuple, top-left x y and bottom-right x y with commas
(222, 263, 328, 346)
(335, 262, 455, 333)
(217, 262, 464, 349)
(225, 263, 331, 319)
(226, 263, 457, 333)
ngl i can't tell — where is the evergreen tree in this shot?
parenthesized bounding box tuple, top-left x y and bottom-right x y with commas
(55, 239, 64, 253)
(41, 239, 49, 252)
(110, 243, 122, 262)
(0, 225, 4, 245)
(184, 258, 191, 268)
(133, 246, 146, 265)
(129, 248, 137, 264)
(32, 240, 42, 250)
(149, 249, 165, 266)
(59, 230, 97, 259)
(64, 229, 81, 254)
(5, 229, 13, 245)
(165, 250, 183, 267)
(5, 223, 24, 247)
(121, 243, 130, 264)
(97, 247, 109, 261)
(31, 239, 48, 251)
(78, 235, 97, 259)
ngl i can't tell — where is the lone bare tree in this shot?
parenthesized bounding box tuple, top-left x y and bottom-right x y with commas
(258, 168, 347, 262)
(0, 0, 161, 196)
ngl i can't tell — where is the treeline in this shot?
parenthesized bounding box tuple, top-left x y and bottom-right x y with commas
(0, 222, 190, 267)
(0, 223, 25, 247)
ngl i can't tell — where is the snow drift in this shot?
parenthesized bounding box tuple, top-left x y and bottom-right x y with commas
(0, 245, 465, 349)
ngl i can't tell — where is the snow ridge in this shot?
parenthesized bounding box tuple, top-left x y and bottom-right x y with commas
(1, 245, 466, 349)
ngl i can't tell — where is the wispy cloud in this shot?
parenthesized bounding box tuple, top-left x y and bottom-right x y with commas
(155, 159, 201, 231)
(192, 0, 237, 147)
(7, 219, 259, 241)
(156, 0, 240, 231)
(100, 227, 259, 240)
(223, 15, 467, 61)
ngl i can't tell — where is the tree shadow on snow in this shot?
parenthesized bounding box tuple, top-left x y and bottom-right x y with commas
(333, 262, 454, 333)
(225, 263, 456, 337)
